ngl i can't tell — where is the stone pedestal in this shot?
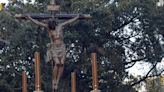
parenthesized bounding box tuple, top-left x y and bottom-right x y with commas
(90, 89, 101, 92)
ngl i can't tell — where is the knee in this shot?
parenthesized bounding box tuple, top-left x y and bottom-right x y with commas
(56, 64, 64, 67)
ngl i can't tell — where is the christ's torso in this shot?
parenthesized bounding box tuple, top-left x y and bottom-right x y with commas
(49, 26, 64, 45)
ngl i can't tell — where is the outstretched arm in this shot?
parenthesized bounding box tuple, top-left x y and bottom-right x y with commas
(27, 15, 48, 28)
(60, 15, 79, 26)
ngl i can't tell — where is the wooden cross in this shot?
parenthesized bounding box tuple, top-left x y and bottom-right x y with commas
(15, 1, 91, 91)
(15, 0, 91, 20)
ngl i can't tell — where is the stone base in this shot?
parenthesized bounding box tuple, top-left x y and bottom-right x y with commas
(90, 89, 101, 92)
(33, 90, 43, 92)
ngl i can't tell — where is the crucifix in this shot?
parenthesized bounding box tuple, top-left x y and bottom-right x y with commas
(15, 0, 91, 92)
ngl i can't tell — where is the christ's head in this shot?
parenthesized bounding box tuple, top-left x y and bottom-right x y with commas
(48, 19, 57, 30)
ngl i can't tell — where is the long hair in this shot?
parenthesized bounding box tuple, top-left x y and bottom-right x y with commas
(48, 19, 57, 30)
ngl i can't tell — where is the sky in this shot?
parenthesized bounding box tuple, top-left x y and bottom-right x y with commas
(0, 0, 8, 3)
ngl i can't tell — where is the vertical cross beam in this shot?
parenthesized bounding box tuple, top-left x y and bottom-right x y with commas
(71, 72, 76, 92)
(34, 52, 43, 92)
(91, 53, 101, 92)
(22, 71, 27, 92)
(50, 0, 55, 5)
(47, 0, 60, 12)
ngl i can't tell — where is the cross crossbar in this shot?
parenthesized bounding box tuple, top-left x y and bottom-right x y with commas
(15, 13, 91, 20)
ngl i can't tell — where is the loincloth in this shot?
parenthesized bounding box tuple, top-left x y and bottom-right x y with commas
(46, 43, 66, 63)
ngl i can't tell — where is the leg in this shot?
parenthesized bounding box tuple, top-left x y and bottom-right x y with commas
(56, 45, 66, 84)
(56, 56, 65, 85)
(52, 44, 66, 90)
(52, 57, 60, 90)
(53, 64, 58, 87)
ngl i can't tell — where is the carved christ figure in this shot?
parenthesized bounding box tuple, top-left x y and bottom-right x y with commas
(27, 15, 79, 90)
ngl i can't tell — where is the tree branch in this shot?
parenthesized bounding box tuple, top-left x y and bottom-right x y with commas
(125, 62, 136, 69)
(113, 15, 139, 31)
(124, 57, 147, 65)
(131, 62, 157, 86)
(149, 69, 164, 78)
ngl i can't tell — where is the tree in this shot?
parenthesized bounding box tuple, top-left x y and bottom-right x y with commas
(0, 0, 164, 92)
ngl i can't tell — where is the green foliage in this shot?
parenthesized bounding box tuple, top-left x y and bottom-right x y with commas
(0, 0, 164, 92)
